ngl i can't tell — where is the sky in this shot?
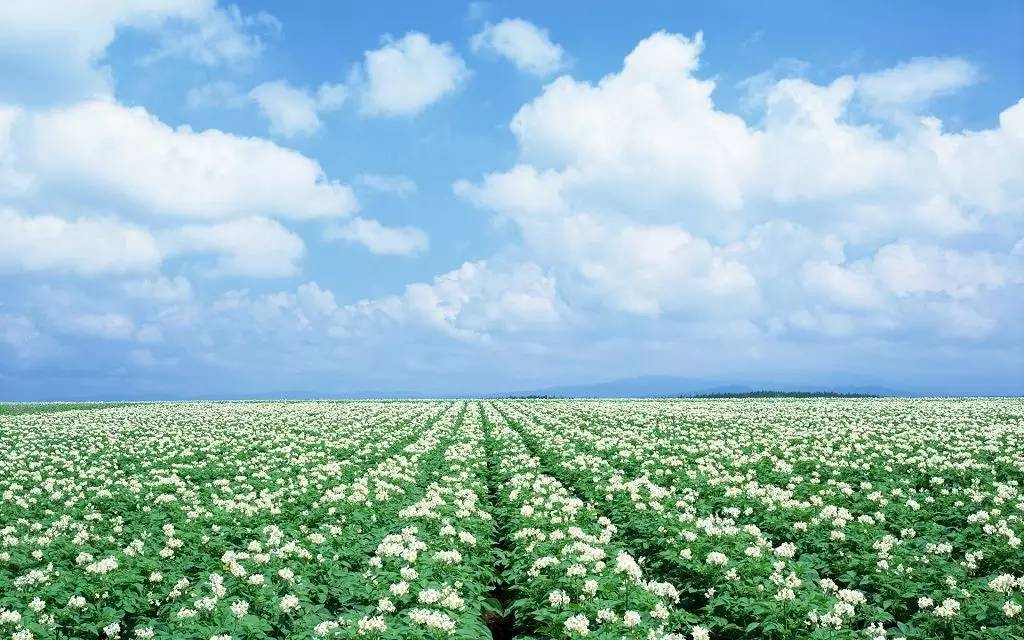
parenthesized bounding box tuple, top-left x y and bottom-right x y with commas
(0, 1, 1022, 399)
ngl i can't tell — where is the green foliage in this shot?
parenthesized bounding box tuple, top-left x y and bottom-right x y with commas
(0, 398, 1021, 639)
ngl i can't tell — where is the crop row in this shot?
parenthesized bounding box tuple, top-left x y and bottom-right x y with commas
(1, 398, 1022, 640)
(491, 399, 1024, 639)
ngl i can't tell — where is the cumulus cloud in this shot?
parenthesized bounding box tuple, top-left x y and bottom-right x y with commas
(141, 4, 280, 68)
(0, 208, 161, 276)
(205, 261, 559, 342)
(12, 99, 357, 220)
(455, 30, 1024, 339)
(296, 282, 338, 318)
(356, 32, 468, 116)
(471, 18, 566, 76)
(800, 261, 886, 310)
(872, 243, 1012, 299)
(344, 261, 562, 339)
(855, 57, 979, 114)
(798, 240, 1020, 341)
(248, 80, 347, 138)
(0, 0, 276, 105)
(325, 217, 429, 256)
(161, 217, 305, 277)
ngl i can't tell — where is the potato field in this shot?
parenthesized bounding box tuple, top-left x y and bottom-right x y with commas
(1, 399, 1021, 639)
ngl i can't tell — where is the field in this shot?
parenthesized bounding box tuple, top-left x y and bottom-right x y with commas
(1, 399, 1022, 640)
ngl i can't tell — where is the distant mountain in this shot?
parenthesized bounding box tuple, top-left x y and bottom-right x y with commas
(507, 376, 910, 399)
(508, 375, 729, 398)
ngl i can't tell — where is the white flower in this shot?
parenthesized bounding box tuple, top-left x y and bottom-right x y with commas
(623, 611, 642, 627)
(564, 614, 590, 636)
(356, 615, 387, 635)
(86, 557, 119, 574)
(314, 620, 340, 636)
(706, 552, 728, 566)
(989, 574, 1016, 594)
(407, 609, 456, 633)
(389, 581, 409, 596)
(418, 589, 441, 605)
(774, 542, 796, 558)
(933, 599, 960, 618)
(103, 622, 121, 637)
(0, 610, 23, 624)
(279, 594, 300, 612)
(230, 601, 249, 618)
(596, 609, 617, 623)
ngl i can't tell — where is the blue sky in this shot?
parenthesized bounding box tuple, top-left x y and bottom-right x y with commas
(1, 1, 1022, 399)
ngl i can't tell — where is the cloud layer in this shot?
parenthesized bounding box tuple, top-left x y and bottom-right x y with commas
(457, 32, 1023, 341)
(0, 11, 1020, 397)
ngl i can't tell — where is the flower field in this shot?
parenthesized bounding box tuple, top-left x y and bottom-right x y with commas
(1, 399, 1022, 640)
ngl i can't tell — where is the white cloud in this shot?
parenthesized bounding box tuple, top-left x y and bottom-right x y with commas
(356, 173, 418, 198)
(346, 261, 561, 339)
(871, 243, 1011, 299)
(16, 99, 357, 220)
(0, 0, 275, 105)
(325, 217, 429, 256)
(737, 58, 809, 112)
(856, 57, 979, 114)
(471, 18, 566, 76)
(121, 276, 193, 303)
(798, 242, 1017, 336)
(456, 31, 1024, 337)
(248, 80, 347, 138)
(61, 313, 135, 341)
(507, 32, 755, 213)
(0, 105, 33, 196)
(142, 5, 280, 68)
(0, 208, 161, 276)
(801, 261, 885, 310)
(161, 217, 304, 277)
(297, 282, 338, 318)
(926, 300, 997, 339)
(207, 265, 559, 341)
(357, 32, 468, 116)
(455, 172, 759, 317)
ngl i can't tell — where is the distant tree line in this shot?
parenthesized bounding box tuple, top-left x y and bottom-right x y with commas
(684, 391, 880, 399)
(503, 395, 561, 399)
